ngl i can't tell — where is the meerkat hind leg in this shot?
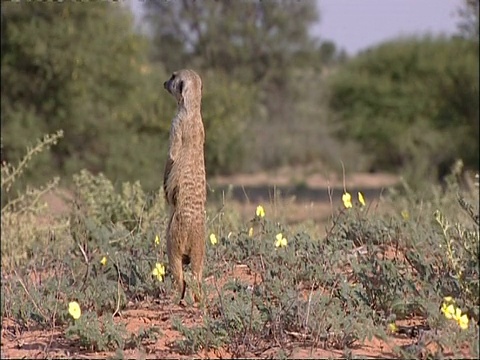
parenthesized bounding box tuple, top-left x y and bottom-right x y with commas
(167, 242, 187, 303)
(190, 248, 204, 303)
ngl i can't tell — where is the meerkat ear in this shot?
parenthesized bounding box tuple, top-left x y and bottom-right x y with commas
(178, 80, 184, 95)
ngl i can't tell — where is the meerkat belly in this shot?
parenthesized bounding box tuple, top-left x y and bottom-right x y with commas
(175, 148, 206, 219)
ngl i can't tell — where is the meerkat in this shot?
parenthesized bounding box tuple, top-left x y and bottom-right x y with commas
(163, 69, 206, 303)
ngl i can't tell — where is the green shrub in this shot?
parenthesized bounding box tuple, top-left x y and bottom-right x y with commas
(1, 130, 65, 269)
(2, 159, 170, 350)
(327, 37, 479, 184)
(177, 173, 479, 357)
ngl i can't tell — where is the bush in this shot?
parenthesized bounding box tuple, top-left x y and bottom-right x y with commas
(2, 154, 169, 350)
(202, 70, 259, 175)
(327, 36, 479, 184)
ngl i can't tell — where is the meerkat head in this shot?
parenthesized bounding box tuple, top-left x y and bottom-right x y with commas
(164, 69, 203, 109)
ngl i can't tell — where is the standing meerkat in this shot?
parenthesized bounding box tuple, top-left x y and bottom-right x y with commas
(163, 69, 206, 302)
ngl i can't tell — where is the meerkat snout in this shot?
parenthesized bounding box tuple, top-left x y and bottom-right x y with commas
(163, 73, 187, 100)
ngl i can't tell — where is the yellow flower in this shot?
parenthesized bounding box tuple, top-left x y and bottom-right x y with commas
(358, 192, 366, 206)
(154, 235, 160, 246)
(401, 210, 410, 221)
(256, 205, 265, 218)
(440, 298, 469, 330)
(68, 301, 81, 320)
(457, 313, 469, 330)
(441, 303, 456, 319)
(440, 296, 469, 330)
(209, 233, 218, 246)
(100, 256, 107, 266)
(388, 322, 398, 333)
(453, 307, 463, 322)
(342, 192, 352, 209)
(248, 227, 254, 237)
(454, 307, 460, 319)
(152, 263, 166, 282)
(443, 296, 455, 304)
(275, 233, 287, 248)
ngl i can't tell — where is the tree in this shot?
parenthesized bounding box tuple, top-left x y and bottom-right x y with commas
(456, 0, 479, 40)
(1, 2, 172, 190)
(143, 0, 319, 85)
(327, 37, 479, 184)
(318, 40, 347, 66)
(143, 0, 346, 171)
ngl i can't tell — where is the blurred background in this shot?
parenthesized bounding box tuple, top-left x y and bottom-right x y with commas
(1, 0, 478, 196)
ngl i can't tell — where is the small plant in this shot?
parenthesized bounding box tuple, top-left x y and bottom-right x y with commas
(126, 326, 162, 349)
(1, 130, 65, 269)
(65, 310, 126, 351)
(434, 205, 479, 322)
